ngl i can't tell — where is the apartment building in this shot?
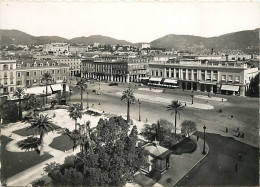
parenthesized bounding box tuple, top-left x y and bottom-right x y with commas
(43, 43, 69, 55)
(149, 58, 258, 96)
(81, 57, 149, 83)
(54, 57, 81, 77)
(0, 60, 17, 95)
(16, 59, 69, 88)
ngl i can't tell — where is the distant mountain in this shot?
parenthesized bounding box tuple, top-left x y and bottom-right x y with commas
(1, 28, 259, 53)
(0, 29, 69, 45)
(150, 28, 260, 53)
(0, 30, 132, 46)
(70, 35, 132, 45)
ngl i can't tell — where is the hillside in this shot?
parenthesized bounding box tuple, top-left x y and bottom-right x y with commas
(0, 30, 132, 46)
(150, 28, 260, 53)
(1, 28, 259, 53)
(70, 35, 132, 45)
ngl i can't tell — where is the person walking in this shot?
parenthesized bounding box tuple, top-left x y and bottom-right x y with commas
(226, 127, 228, 133)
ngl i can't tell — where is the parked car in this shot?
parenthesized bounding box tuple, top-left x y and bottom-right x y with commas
(95, 92, 100, 95)
(109, 83, 118, 86)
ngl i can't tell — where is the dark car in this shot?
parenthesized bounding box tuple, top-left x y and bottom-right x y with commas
(109, 83, 118, 86)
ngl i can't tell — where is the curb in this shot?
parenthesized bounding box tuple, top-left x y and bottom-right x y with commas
(173, 142, 210, 186)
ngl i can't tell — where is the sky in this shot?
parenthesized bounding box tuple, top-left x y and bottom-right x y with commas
(0, 1, 260, 43)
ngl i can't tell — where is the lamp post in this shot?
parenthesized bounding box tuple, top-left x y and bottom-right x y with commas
(191, 91, 194, 105)
(138, 99, 141, 122)
(202, 125, 207, 154)
(99, 83, 100, 90)
(42, 90, 45, 105)
(87, 92, 89, 109)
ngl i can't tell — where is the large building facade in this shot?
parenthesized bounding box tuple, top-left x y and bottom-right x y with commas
(149, 58, 258, 96)
(16, 59, 69, 88)
(81, 57, 149, 82)
(0, 60, 17, 95)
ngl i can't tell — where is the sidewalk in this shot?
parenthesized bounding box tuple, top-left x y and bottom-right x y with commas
(157, 135, 209, 186)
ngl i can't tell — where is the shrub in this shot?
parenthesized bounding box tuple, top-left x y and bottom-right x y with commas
(2, 101, 19, 123)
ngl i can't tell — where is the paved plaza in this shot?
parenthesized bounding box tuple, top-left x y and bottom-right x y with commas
(1, 81, 259, 186)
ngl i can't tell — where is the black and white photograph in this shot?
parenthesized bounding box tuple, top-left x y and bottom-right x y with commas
(0, 0, 259, 186)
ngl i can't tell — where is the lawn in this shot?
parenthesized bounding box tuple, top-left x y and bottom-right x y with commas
(1, 135, 53, 181)
(170, 138, 197, 155)
(176, 132, 259, 186)
(13, 124, 60, 136)
(49, 134, 74, 151)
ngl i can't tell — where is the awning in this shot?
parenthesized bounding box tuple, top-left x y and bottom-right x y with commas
(50, 84, 63, 92)
(163, 79, 178, 84)
(149, 77, 162, 82)
(221, 85, 239, 92)
(138, 77, 150, 80)
(25, 86, 52, 95)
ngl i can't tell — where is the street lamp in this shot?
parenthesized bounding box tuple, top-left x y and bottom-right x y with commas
(87, 92, 89, 109)
(99, 83, 100, 90)
(138, 99, 141, 122)
(202, 125, 207, 154)
(191, 91, 194, 105)
(42, 90, 45, 105)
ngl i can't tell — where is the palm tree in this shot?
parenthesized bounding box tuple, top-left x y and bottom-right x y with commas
(24, 95, 43, 116)
(26, 114, 57, 155)
(42, 72, 52, 104)
(68, 104, 83, 130)
(13, 87, 25, 120)
(76, 78, 87, 110)
(121, 88, 135, 123)
(167, 100, 184, 134)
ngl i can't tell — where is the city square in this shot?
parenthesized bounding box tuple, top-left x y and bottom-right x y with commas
(0, 1, 259, 187)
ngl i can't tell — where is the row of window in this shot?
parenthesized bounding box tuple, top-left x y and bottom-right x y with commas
(0, 78, 14, 85)
(17, 76, 67, 86)
(1, 64, 14, 70)
(16, 69, 67, 77)
(222, 75, 240, 83)
(16, 62, 59, 68)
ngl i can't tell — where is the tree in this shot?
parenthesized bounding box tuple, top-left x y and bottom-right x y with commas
(76, 78, 87, 110)
(248, 73, 259, 97)
(167, 100, 184, 134)
(180, 120, 197, 139)
(121, 88, 135, 123)
(48, 116, 148, 186)
(26, 114, 57, 155)
(24, 95, 43, 116)
(142, 119, 173, 142)
(68, 104, 83, 130)
(1, 101, 19, 123)
(13, 87, 25, 120)
(42, 72, 52, 104)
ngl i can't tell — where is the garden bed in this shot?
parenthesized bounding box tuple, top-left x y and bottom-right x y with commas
(49, 134, 74, 151)
(170, 138, 197, 155)
(1, 135, 53, 181)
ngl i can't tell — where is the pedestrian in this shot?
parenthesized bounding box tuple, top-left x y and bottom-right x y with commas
(235, 163, 238, 172)
(222, 98, 224, 102)
(185, 102, 187, 106)
(231, 115, 233, 119)
(238, 153, 242, 160)
(238, 131, 241, 137)
(146, 118, 148, 122)
(226, 127, 228, 133)
(197, 135, 199, 141)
